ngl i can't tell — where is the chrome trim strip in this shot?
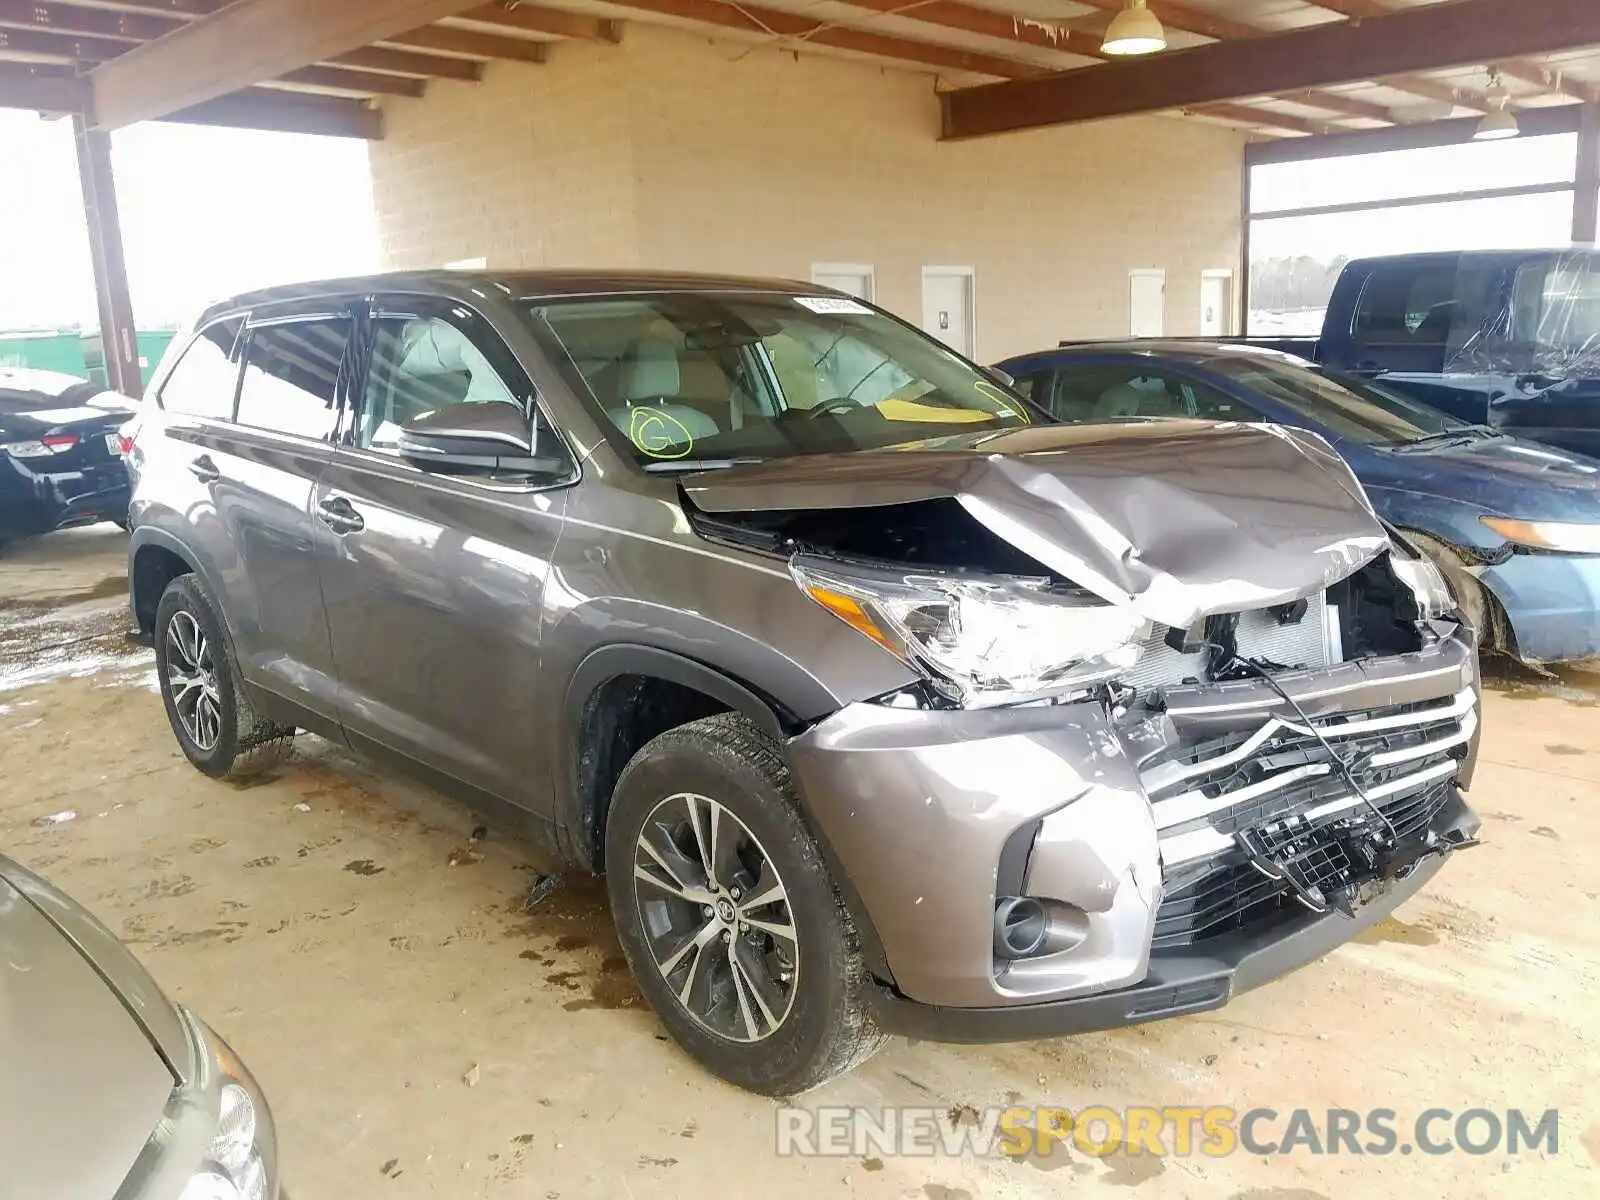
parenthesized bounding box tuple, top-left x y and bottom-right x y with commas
(1142, 687, 1475, 798)
(1153, 762, 1333, 832)
(1158, 758, 1460, 868)
(1367, 707, 1478, 769)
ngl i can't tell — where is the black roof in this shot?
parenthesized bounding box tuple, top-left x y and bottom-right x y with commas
(199, 269, 824, 324)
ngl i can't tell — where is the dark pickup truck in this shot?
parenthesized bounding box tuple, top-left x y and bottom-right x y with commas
(1212, 250, 1600, 458)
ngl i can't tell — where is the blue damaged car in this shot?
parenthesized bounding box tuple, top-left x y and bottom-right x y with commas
(997, 340, 1600, 665)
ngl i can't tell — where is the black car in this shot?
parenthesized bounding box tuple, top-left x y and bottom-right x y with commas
(0, 367, 135, 552)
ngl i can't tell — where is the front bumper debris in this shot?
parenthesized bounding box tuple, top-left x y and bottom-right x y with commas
(788, 631, 1479, 1016)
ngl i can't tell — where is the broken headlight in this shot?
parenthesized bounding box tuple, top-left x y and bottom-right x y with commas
(792, 555, 1149, 708)
(1389, 547, 1456, 620)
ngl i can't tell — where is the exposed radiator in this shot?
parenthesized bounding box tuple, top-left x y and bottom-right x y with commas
(1120, 592, 1338, 694)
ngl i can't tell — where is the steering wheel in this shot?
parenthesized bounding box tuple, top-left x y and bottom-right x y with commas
(808, 396, 862, 419)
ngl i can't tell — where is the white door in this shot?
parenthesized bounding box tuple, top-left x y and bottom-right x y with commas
(1129, 269, 1166, 338)
(922, 268, 975, 358)
(810, 263, 874, 301)
(1200, 271, 1234, 336)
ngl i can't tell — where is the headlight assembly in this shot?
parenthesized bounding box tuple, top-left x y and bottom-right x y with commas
(162, 1014, 278, 1200)
(792, 555, 1149, 708)
(1480, 516, 1600, 555)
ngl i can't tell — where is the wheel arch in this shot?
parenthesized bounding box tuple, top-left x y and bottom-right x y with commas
(129, 528, 213, 636)
(558, 644, 801, 871)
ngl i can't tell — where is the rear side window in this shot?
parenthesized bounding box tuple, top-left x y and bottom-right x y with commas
(158, 318, 242, 419)
(235, 317, 352, 441)
(1351, 265, 1458, 345)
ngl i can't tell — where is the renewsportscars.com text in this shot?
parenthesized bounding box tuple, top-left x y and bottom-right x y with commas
(775, 1105, 1560, 1160)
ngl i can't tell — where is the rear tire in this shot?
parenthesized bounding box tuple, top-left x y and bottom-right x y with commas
(604, 712, 888, 1096)
(154, 574, 294, 780)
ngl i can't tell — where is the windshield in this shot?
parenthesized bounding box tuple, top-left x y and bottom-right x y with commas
(521, 292, 1031, 466)
(1205, 356, 1458, 445)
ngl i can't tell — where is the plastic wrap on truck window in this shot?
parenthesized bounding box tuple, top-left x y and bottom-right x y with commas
(1445, 250, 1600, 381)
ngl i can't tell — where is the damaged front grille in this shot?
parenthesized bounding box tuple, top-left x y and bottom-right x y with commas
(1143, 688, 1476, 951)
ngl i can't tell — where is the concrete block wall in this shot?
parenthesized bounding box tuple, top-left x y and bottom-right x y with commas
(368, 24, 1245, 362)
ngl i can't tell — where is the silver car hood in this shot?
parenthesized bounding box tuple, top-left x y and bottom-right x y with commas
(0, 866, 177, 1200)
(682, 421, 1388, 629)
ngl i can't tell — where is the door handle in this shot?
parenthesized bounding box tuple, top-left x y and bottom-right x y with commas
(316, 496, 365, 534)
(1355, 360, 1381, 372)
(187, 454, 220, 483)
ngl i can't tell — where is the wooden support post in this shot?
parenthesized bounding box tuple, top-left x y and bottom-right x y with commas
(1573, 103, 1600, 245)
(72, 114, 141, 397)
(1239, 155, 1253, 335)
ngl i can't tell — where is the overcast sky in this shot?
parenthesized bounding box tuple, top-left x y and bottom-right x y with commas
(0, 109, 379, 331)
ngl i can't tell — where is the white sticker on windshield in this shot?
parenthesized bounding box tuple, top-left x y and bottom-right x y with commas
(795, 296, 871, 315)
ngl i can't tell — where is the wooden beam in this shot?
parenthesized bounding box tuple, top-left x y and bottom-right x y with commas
(0, 60, 85, 111)
(944, 0, 1600, 140)
(0, 2, 482, 79)
(1194, 103, 1329, 137)
(1308, 0, 1596, 104)
(380, 24, 552, 63)
(1244, 103, 1584, 164)
(271, 64, 426, 97)
(1069, 0, 1259, 42)
(606, 0, 1045, 78)
(448, 3, 620, 42)
(0, 24, 132, 59)
(163, 88, 384, 138)
(72, 113, 141, 397)
(327, 44, 483, 80)
(0, 0, 182, 41)
(86, 0, 483, 129)
(0, 58, 383, 136)
(1075, 0, 1483, 115)
(1499, 60, 1600, 105)
(1575, 103, 1600, 242)
(841, 0, 1104, 58)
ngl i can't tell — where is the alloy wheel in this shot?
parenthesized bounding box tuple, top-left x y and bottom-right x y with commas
(632, 792, 799, 1043)
(165, 610, 222, 752)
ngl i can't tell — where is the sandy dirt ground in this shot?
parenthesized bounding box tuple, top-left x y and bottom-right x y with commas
(1, 529, 1597, 1199)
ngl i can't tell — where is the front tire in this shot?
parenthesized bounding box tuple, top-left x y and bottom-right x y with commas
(604, 713, 888, 1096)
(155, 574, 293, 779)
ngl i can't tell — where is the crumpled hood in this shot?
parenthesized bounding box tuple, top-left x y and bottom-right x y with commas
(683, 421, 1389, 629)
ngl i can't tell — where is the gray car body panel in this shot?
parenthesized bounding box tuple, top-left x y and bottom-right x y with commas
(0, 860, 176, 1200)
(127, 269, 1478, 1021)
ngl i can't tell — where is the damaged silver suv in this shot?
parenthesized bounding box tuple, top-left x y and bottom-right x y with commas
(124, 271, 1481, 1095)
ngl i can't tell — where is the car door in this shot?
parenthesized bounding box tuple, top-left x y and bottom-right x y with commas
(315, 294, 575, 804)
(205, 304, 356, 718)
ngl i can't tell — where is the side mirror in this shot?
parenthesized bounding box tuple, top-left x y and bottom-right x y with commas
(398, 402, 567, 476)
(984, 365, 1017, 390)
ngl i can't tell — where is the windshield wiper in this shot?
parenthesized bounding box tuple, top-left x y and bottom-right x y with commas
(1392, 424, 1504, 451)
(642, 456, 767, 473)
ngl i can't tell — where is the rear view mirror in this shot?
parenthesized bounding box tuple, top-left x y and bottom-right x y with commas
(398, 402, 567, 476)
(984, 365, 1016, 390)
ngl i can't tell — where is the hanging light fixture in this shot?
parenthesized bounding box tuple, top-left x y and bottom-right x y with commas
(1474, 69, 1520, 140)
(1103, 0, 1166, 56)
